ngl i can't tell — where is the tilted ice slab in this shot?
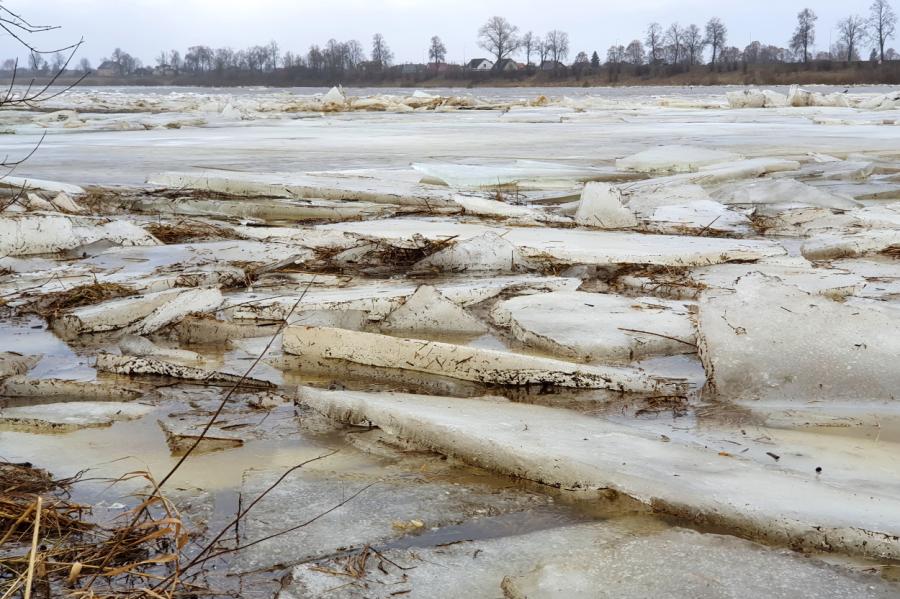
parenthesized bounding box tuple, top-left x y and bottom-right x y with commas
(229, 276, 579, 322)
(714, 179, 862, 211)
(697, 273, 900, 401)
(379, 285, 488, 336)
(287, 524, 898, 599)
(53, 288, 223, 337)
(131, 196, 403, 222)
(451, 194, 567, 224)
(147, 171, 460, 208)
(0, 175, 85, 195)
(616, 145, 741, 174)
(491, 291, 696, 363)
(299, 387, 900, 559)
(573, 182, 638, 228)
(645, 200, 751, 234)
(412, 160, 604, 189)
(410, 231, 534, 274)
(321, 218, 787, 267)
(0, 214, 159, 256)
(284, 327, 687, 394)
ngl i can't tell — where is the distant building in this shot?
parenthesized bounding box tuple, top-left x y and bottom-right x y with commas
(154, 64, 177, 76)
(466, 58, 493, 71)
(495, 59, 523, 72)
(427, 62, 454, 74)
(95, 60, 118, 77)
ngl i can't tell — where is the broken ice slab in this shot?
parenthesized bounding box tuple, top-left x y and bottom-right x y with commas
(0, 175, 85, 195)
(228, 275, 579, 322)
(52, 288, 223, 337)
(0, 401, 152, 433)
(321, 218, 787, 267)
(0, 376, 144, 401)
(146, 171, 460, 208)
(0, 214, 159, 256)
(622, 158, 801, 192)
(95, 353, 274, 388)
(411, 160, 605, 189)
(236, 469, 553, 573)
(451, 194, 568, 224)
(288, 525, 899, 599)
(501, 529, 899, 599)
(129, 196, 404, 222)
(616, 145, 741, 174)
(283, 326, 688, 394)
(491, 291, 696, 363)
(697, 273, 900, 402)
(801, 229, 900, 261)
(643, 200, 752, 235)
(713, 178, 862, 211)
(300, 387, 900, 559)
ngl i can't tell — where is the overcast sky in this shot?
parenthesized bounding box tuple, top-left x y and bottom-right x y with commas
(0, 0, 882, 66)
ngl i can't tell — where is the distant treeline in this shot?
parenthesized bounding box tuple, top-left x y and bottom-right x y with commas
(9, 3, 900, 88)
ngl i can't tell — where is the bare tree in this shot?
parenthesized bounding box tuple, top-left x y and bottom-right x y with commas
(683, 24, 705, 65)
(478, 16, 521, 64)
(544, 30, 570, 66)
(646, 23, 663, 63)
(538, 39, 549, 64)
(837, 15, 867, 62)
(791, 8, 818, 63)
(665, 23, 683, 64)
(705, 17, 727, 65)
(522, 31, 538, 65)
(625, 40, 646, 65)
(371, 33, 393, 69)
(869, 0, 897, 62)
(428, 36, 447, 64)
(78, 57, 91, 72)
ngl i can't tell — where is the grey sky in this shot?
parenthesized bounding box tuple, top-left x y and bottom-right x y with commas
(0, 0, 885, 66)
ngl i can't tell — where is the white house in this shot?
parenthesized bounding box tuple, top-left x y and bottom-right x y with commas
(466, 58, 494, 71)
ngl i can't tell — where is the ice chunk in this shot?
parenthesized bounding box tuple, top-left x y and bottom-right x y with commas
(300, 387, 900, 559)
(0, 401, 152, 432)
(53, 289, 194, 336)
(25, 193, 55, 211)
(379, 285, 488, 336)
(452, 194, 562, 223)
(50, 192, 85, 214)
(788, 85, 813, 107)
(726, 88, 767, 108)
(491, 291, 696, 362)
(0, 376, 143, 401)
(411, 231, 533, 274)
(321, 85, 347, 109)
(715, 179, 861, 211)
(284, 326, 688, 393)
(616, 145, 740, 174)
(697, 273, 900, 401)
(574, 182, 638, 228)
(118, 335, 204, 364)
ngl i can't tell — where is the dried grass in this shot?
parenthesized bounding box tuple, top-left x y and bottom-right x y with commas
(22, 282, 135, 318)
(145, 220, 231, 244)
(882, 245, 900, 258)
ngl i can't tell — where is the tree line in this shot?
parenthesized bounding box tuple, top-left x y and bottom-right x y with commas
(8, 0, 898, 83)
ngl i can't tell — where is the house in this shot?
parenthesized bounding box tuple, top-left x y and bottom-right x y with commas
(154, 64, 177, 76)
(395, 63, 427, 75)
(95, 60, 118, 77)
(466, 58, 493, 71)
(427, 62, 454, 74)
(495, 59, 523, 72)
(540, 60, 566, 71)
